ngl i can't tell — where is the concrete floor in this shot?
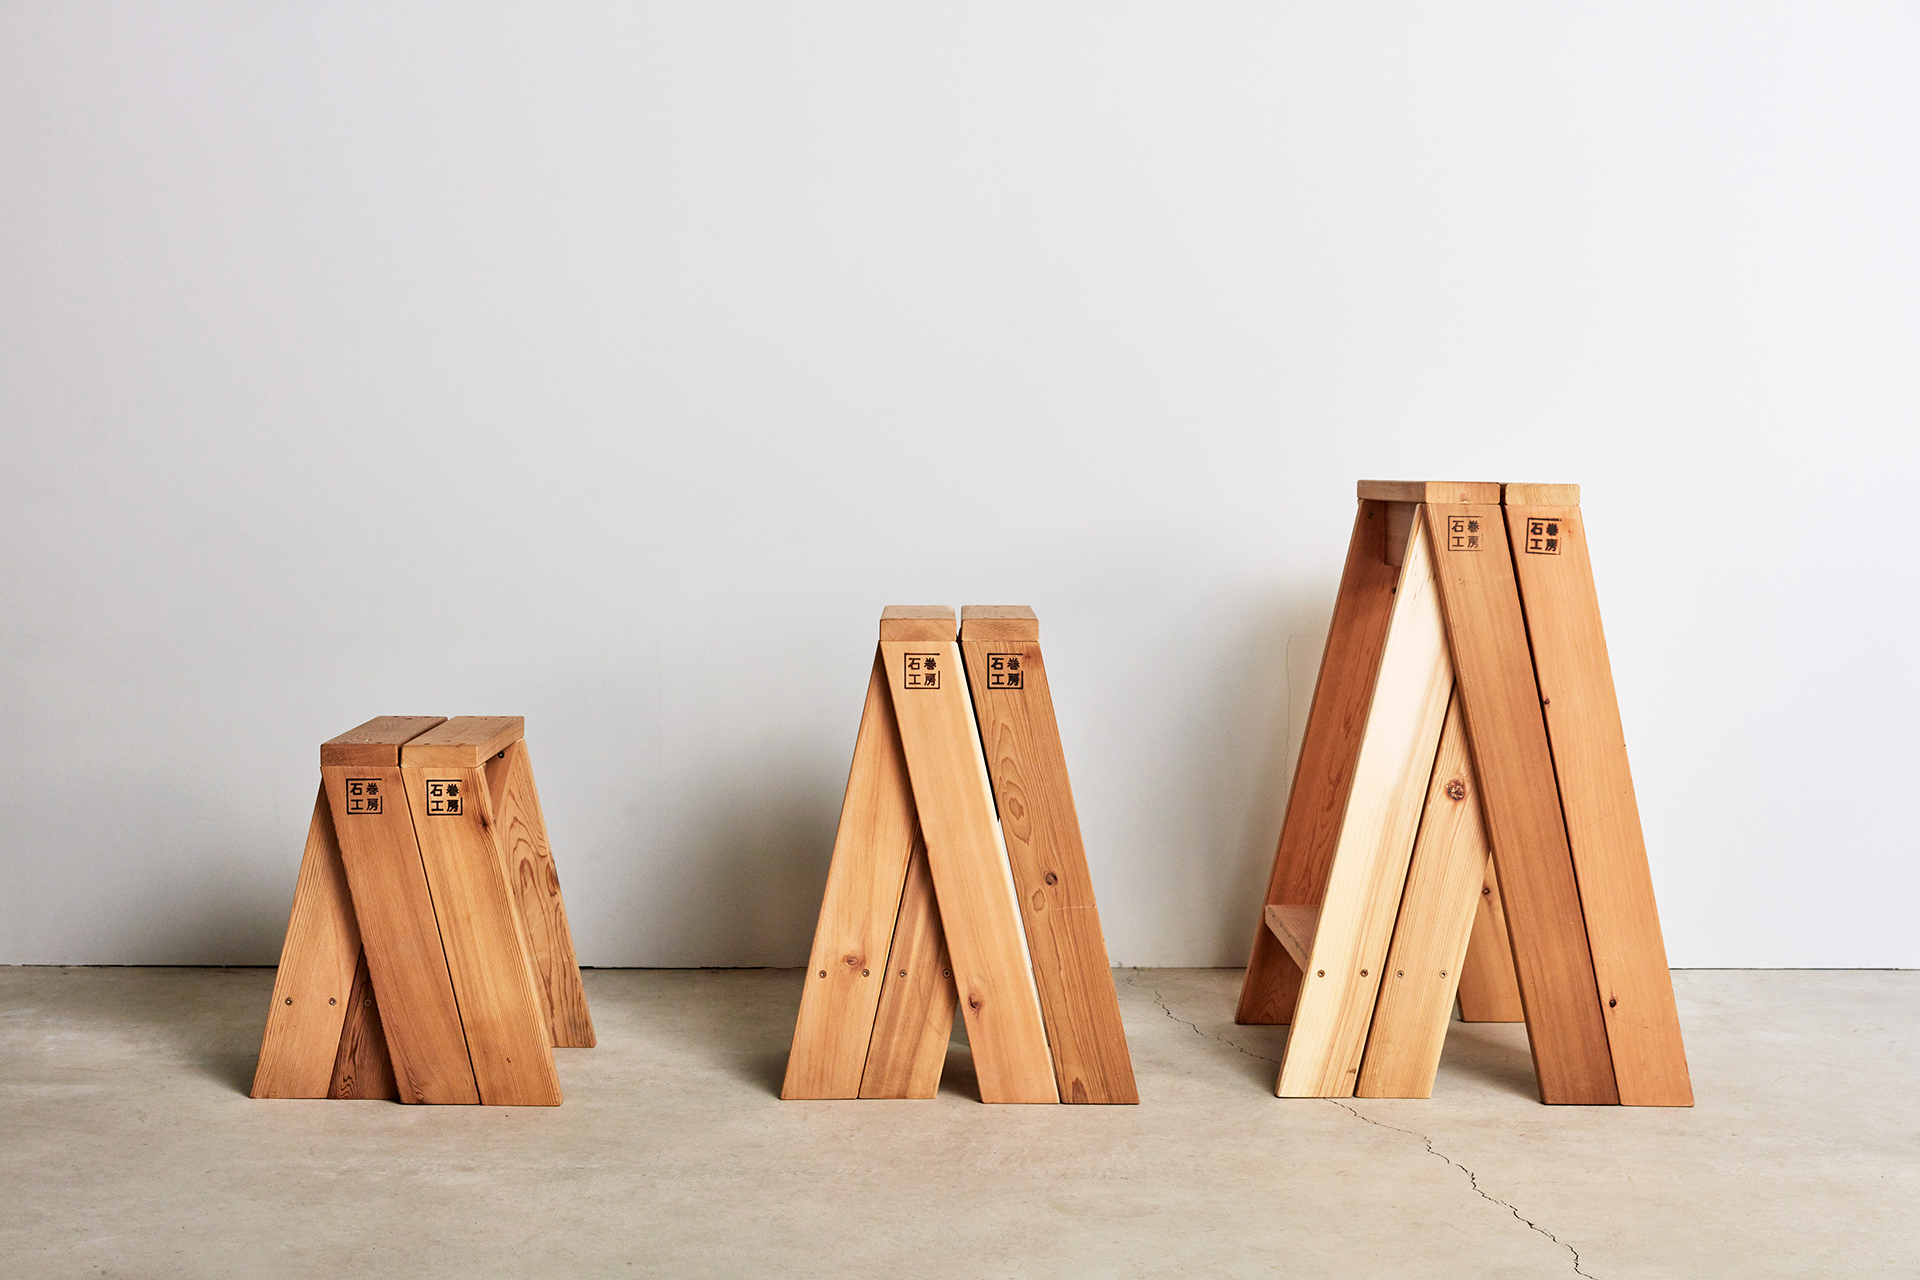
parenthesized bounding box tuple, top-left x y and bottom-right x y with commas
(1, 968, 1914, 1279)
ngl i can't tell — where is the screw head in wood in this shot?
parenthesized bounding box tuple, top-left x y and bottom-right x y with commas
(1439, 971, 1447, 978)
(1609, 997, 1618, 1008)
(328, 998, 336, 1006)
(861, 969, 869, 977)
(1360, 970, 1368, 977)
(1044, 872, 1058, 885)
(942, 969, 951, 977)
(817, 970, 826, 978)
(284, 997, 292, 1005)
(1316, 970, 1325, 977)
(1396, 970, 1404, 977)
(898, 970, 906, 977)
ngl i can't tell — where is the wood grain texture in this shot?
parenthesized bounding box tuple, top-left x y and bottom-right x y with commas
(402, 716, 526, 769)
(1277, 515, 1454, 1098)
(879, 605, 957, 642)
(859, 839, 958, 1099)
(1456, 856, 1526, 1022)
(1262, 905, 1320, 971)
(252, 784, 362, 1098)
(483, 740, 594, 1048)
(324, 764, 479, 1105)
(1505, 501, 1691, 1106)
(1237, 501, 1403, 1025)
(328, 949, 399, 1100)
(1358, 481, 1502, 505)
(1503, 483, 1580, 507)
(961, 624, 1137, 1104)
(1424, 501, 1619, 1105)
(881, 639, 1057, 1104)
(1356, 691, 1489, 1099)
(319, 716, 447, 767)
(400, 762, 561, 1105)
(782, 653, 922, 1099)
(958, 605, 1040, 642)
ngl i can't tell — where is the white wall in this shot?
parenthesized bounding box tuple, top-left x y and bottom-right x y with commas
(3, 3, 1914, 968)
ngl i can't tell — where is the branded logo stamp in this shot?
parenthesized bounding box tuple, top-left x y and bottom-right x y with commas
(344, 779, 382, 815)
(425, 780, 463, 816)
(1447, 515, 1486, 551)
(985, 653, 1023, 690)
(902, 654, 940, 690)
(1524, 517, 1563, 555)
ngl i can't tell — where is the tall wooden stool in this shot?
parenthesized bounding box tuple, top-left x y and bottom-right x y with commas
(1236, 483, 1691, 1105)
(783, 606, 1136, 1104)
(252, 716, 593, 1104)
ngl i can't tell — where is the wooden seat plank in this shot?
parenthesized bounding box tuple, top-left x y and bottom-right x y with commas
(402, 716, 526, 769)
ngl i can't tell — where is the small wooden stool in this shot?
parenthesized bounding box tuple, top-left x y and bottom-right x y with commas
(252, 716, 593, 1105)
(1236, 483, 1691, 1105)
(783, 606, 1137, 1104)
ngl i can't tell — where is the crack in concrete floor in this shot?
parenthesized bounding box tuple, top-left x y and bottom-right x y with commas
(1126, 970, 1592, 1278)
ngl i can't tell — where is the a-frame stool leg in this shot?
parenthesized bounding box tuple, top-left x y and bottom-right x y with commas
(859, 839, 958, 1098)
(327, 949, 398, 1099)
(1456, 857, 1525, 1022)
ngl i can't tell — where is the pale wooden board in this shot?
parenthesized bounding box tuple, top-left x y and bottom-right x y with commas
(320, 716, 447, 768)
(962, 622, 1137, 1104)
(1356, 691, 1490, 1099)
(859, 838, 958, 1099)
(324, 764, 480, 1104)
(1503, 482, 1580, 506)
(1238, 501, 1403, 1025)
(1505, 501, 1692, 1106)
(1358, 480, 1503, 505)
(251, 784, 362, 1099)
(881, 638, 1058, 1104)
(1457, 855, 1525, 1022)
(1262, 905, 1320, 971)
(399, 762, 561, 1105)
(782, 653, 922, 1099)
(403, 716, 526, 769)
(1278, 516, 1454, 1098)
(879, 605, 957, 642)
(483, 740, 595, 1048)
(958, 604, 1040, 643)
(1424, 501, 1619, 1105)
(328, 948, 399, 1100)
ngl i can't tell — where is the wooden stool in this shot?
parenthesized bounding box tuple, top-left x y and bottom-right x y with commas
(783, 606, 1137, 1104)
(251, 716, 593, 1105)
(1236, 484, 1691, 1105)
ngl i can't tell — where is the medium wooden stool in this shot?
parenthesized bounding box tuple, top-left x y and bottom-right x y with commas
(783, 606, 1136, 1104)
(252, 716, 593, 1105)
(1236, 483, 1691, 1105)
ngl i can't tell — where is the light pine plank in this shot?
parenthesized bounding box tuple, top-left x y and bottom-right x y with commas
(399, 762, 561, 1106)
(402, 716, 526, 768)
(859, 839, 958, 1099)
(483, 740, 594, 1048)
(328, 949, 398, 1100)
(1238, 501, 1404, 1025)
(1423, 501, 1619, 1105)
(324, 764, 479, 1105)
(1456, 856, 1525, 1022)
(1505, 500, 1692, 1105)
(1358, 480, 1503, 505)
(1356, 691, 1490, 1098)
(782, 654, 922, 1099)
(881, 639, 1058, 1104)
(1277, 516, 1454, 1098)
(251, 784, 362, 1099)
(961, 617, 1137, 1105)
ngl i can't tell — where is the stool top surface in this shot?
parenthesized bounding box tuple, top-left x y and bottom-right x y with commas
(879, 605, 956, 642)
(1357, 480, 1503, 505)
(960, 605, 1039, 643)
(321, 716, 447, 767)
(401, 717, 526, 768)
(1502, 482, 1581, 507)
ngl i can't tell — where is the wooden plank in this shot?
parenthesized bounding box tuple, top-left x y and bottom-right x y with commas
(859, 839, 958, 1099)
(1503, 482, 1581, 507)
(879, 605, 957, 642)
(324, 763, 479, 1104)
(962, 611, 1137, 1104)
(1424, 501, 1619, 1104)
(1457, 855, 1525, 1022)
(251, 784, 362, 1098)
(328, 949, 399, 1100)
(1356, 690, 1490, 1098)
(483, 740, 594, 1048)
(402, 716, 526, 769)
(399, 759, 561, 1105)
(1358, 480, 1502, 505)
(320, 716, 447, 768)
(881, 637, 1058, 1103)
(1277, 514, 1454, 1097)
(1505, 497, 1692, 1105)
(1262, 905, 1320, 972)
(1237, 501, 1403, 1025)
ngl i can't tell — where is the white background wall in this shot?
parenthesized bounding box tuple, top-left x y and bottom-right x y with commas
(3, 3, 1914, 968)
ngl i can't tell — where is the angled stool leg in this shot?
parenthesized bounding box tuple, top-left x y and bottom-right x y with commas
(485, 740, 594, 1048)
(252, 784, 362, 1098)
(1356, 690, 1490, 1097)
(1456, 856, 1524, 1022)
(859, 839, 958, 1098)
(1277, 510, 1453, 1097)
(784, 653, 924, 1099)
(328, 949, 398, 1100)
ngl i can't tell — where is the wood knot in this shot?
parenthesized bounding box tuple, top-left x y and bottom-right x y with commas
(843, 955, 860, 967)
(967, 996, 981, 1011)
(1444, 779, 1467, 801)
(1044, 872, 1058, 886)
